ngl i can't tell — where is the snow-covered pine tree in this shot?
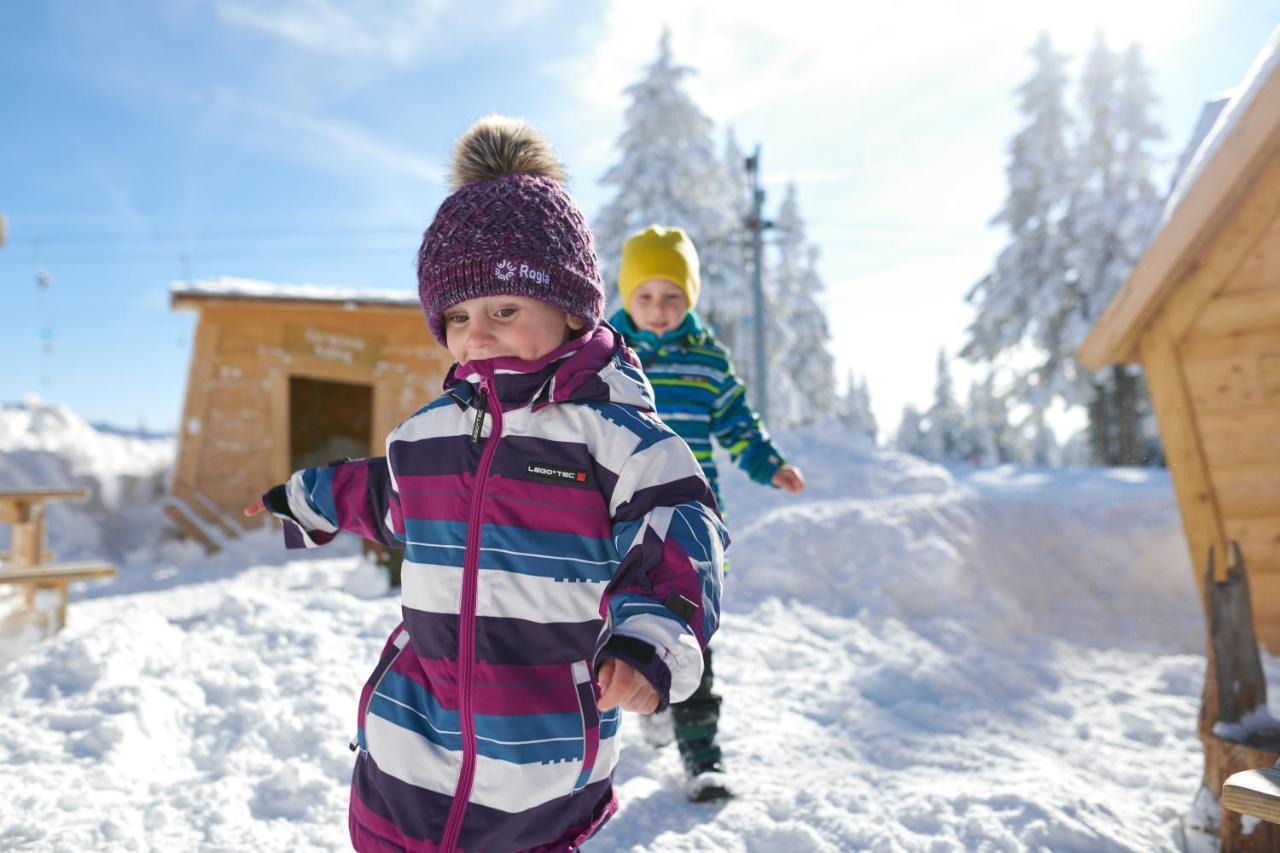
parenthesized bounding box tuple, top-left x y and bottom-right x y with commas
(963, 32, 1076, 412)
(962, 375, 1004, 465)
(964, 32, 1165, 468)
(922, 348, 966, 462)
(768, 183, 837, 427)
(720, 128, 756, 373)
(1071, 34, 1164, 466)
(593, 30, 745, 339)
(894, 405, 928, 457)
(837, 370, 878, 444)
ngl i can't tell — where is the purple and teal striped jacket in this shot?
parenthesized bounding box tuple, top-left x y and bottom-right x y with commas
(269, 323, 727, 851)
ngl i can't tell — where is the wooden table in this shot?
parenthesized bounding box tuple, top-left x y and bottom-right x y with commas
(0, 486, 89, 567)
(0, 486, 116, 629)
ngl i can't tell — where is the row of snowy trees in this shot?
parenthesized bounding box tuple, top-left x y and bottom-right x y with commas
(592, 32, 846, 430)
(895, 348, 1079, 467)
(962, 32, 1166, 466)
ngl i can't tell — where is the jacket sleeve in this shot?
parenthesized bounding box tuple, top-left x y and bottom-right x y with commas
(597, 429, 728, 711)
(710, 360, 787, 486)
(262, 456, 405, 550)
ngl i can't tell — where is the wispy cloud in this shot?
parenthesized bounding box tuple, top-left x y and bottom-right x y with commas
(214, 0, 452, 66)
(213, 0, 562, 67)
(209, 89, 444, 187)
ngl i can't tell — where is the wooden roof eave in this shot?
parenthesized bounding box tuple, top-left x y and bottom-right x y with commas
(1077, 51, 1280, 370)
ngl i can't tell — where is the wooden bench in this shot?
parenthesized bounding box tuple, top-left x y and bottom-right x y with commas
(0, 561, 118, 630)
(1223, 766, 1280, 827)
(0, 487, 117, 631)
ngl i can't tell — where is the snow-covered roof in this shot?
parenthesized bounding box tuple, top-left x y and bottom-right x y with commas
(1079, 24, 1280, 369)
(170, 276, 418, 307)
(1162, 29, 1280, 226)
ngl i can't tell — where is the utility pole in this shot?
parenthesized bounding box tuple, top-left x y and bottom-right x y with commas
(743, 146, 772, 421)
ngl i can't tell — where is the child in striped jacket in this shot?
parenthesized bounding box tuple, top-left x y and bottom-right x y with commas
(610, 224, 804, 802)
(245, 120, 726, 852)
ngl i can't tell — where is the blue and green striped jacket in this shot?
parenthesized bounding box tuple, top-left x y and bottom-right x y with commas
(611, 309, 785, 508)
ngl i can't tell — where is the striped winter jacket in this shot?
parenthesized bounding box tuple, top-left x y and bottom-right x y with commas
(610, 309, 786, 507)
(268, 323, 727, 852)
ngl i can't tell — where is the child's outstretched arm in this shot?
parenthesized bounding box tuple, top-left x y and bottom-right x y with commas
(710, 362, 802, 491)
(244, 457, 404, 550)
(596, 431, 728, 713)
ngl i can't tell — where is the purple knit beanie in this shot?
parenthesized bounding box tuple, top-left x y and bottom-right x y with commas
(417, 115, 604, 345)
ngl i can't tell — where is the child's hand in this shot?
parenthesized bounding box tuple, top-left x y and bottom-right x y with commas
(772, 465, 805, 494)
(596, 658, 660, 714)
(243, 497, 265, 517)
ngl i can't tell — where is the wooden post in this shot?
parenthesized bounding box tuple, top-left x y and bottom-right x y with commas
(1202, 544, 1280, 850)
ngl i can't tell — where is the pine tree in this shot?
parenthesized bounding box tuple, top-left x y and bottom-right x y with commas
(1072, 34, 1164, 465)
(963, 375, 1005, 465)
(593, 31, 744, 335)
(838, 370, 878, 444)
(720, 128, 755, 368)
(769, 183, 837, 427)
(923, 348, 966, 462)
(894, 405, 927, 457)
(964, 32, 1164, 467)
(963, 31, 1076, 407)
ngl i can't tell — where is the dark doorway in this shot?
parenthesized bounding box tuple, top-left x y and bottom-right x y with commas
(289, 377, 373, 471)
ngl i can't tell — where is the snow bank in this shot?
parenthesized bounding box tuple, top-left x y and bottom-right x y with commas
(720, 421, 1200, 650)
(0, 397, 175, 562)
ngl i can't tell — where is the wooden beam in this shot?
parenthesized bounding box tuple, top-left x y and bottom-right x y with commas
(1222, 767, 1280, 827)
(1164, 153, 1280, 343)
(1198, 407, 1280, 466)
(1078, 61, 1280, 369)
(1190, 289, 1280, 339)
(1180, 330, 1280, 415)
(1139, 313, 1230, 583)
(1214, 462, 1280, 519)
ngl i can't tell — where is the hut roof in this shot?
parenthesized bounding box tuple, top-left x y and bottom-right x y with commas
(1078, 26, 1280, 369)
(171, 277, 419, 311)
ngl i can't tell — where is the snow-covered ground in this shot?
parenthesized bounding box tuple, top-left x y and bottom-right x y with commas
(1, 400, 1272, 851)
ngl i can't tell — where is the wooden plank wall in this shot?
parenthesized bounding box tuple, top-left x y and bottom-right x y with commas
(1182, 211, 1280, 650)
(172, 302, 451, 526)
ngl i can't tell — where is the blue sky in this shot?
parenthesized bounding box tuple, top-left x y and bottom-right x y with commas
(2, 0, 1278, 435)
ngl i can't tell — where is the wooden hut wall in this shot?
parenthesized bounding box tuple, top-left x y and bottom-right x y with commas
(172, 300, 449, 527)
(1141, 151, 1280, 650)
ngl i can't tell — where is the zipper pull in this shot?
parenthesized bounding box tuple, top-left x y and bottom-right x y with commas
(471, 389, 488, 444)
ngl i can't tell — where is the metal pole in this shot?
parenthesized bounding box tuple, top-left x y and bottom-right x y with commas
(744, 146, 769, 422)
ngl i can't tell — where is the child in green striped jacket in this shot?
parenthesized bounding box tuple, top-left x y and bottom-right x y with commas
(610, 224, 805, 802)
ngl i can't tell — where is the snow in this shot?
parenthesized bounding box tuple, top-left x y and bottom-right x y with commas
(171, 276, 418, 306)
(1161, 23, 1280, 226)
(2, 402, 1277, 850)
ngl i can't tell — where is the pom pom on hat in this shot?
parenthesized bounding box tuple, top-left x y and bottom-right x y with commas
(416, 116, 604, 346)
(448, 114, 567, 191)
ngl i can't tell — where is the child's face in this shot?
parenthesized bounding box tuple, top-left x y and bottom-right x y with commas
(627, 278, 689, 335)
(443, 295, 583, 363)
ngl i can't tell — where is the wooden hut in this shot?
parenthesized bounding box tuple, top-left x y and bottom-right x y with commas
(1079, 33, 1280, 850)
(167, 278, 452, 549)
(1078, 34, 1280, 651)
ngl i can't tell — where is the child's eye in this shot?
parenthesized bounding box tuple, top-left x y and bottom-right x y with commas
(495, 307, 517, 319)
(446, 313, 467, 324)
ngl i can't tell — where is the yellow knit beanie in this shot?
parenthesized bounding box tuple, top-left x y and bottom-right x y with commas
(618, 225, 701, 310)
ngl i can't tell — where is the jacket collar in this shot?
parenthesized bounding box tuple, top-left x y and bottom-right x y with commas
(444, 322, 654, 413)
(610, 309, 706, 357)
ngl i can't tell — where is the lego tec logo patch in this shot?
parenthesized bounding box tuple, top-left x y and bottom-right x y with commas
(526, 462, 590, 487)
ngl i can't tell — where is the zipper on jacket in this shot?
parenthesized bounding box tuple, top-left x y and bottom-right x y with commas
(470, 388, 487, 444)
(441, 371, 501, 851)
